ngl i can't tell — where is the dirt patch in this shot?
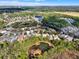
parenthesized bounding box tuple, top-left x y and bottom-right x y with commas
(28, 41, 53, 59)
(50, 49, 79, 59)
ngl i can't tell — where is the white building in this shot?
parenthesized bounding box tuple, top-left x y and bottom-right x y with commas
(34, 16, 44, 23)
(59, 34, 73, 41)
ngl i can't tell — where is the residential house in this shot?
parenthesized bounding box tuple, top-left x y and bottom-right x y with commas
(17, 32, 25, 42)
(34, 16, 44, 23)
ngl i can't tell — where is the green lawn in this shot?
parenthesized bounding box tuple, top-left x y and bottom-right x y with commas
(0, 36, 79, 59)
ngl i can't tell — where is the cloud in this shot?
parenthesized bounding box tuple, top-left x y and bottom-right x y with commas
(0, 0, 78, 6)
(0, 1, 44, 6)
(0, 0, 48, 6)
(35, 0, 45, 2)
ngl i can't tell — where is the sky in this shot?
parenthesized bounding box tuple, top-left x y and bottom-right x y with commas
(0, 0, 79, 6)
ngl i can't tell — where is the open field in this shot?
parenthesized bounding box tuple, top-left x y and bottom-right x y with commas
(54, 12, 79, 17)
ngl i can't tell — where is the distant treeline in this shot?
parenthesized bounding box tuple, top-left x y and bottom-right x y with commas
(0, 8, 24, 13)
(21, 6, 79, 12)
(0, 6, 79, 13)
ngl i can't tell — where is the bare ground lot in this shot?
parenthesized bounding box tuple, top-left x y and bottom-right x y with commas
(54, 12, 79, 17)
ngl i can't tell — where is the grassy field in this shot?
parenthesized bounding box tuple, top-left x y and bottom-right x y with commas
(0, 36, 79, 59)
(54, 12, 79, 17)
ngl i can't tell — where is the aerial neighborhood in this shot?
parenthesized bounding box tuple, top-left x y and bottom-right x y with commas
(0, 13, 60, 42)
(0, 12, 79, 43)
